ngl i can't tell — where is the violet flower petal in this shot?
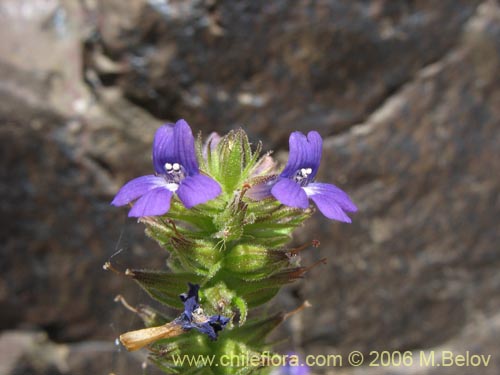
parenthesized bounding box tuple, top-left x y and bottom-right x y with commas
(271, 178, 309, 209)
(194, 323, 217, 340)
(128, 187, 173, 217)
(304, 183, 357, 212)
(280, 132, 307, 178)
(111, 175, 168, 206)
(177, 174, 222, 208)
(152, 119, 199, 175)
(152, 125, 175, 174)
(303, 131, 322, 178)
(173, 119, 199, 175)
(180, 283, 200, 304)
(180, 283, 200, 320)
(208, 315, 231, 326)
(281, 131, 322, 179)
(177, 284, 229, 341)
(196, 315, 230, 340)
(251, 155, 277, 177)
(246, 180, 274, 201)
(307, 190, 353, 222)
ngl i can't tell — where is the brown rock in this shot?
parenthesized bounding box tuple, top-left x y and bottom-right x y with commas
(90, 0, 482, 145)
(0, 0, 165, 343)
(0, 330, 162, 375)
(331, 313, 500, 375)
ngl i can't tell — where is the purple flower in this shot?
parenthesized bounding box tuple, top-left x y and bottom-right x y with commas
(270, 353, 310, 375)
(271, 131, 357, 222)
(111, 119, 221, 217)
(176, 283, 230, 340)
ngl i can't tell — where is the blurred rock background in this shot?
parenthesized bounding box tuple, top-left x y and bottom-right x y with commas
(1, 0, 499, 374)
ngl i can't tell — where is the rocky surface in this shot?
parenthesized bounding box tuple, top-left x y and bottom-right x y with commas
(297, 0, 500, 354)
(332, 313, 500, 375)
(92, 0, 482, 145)
(0, 330, 164, 375)
(1, 0, 499, 374)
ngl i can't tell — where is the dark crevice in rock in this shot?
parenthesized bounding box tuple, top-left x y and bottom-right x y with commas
(41, 322, 68, 344)
(86, 154, 114, 176)
(324, 28, 477, 140)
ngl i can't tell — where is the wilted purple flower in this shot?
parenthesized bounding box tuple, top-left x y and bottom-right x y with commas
(176, 283, 230, 340)
(270, 353, 310, 375)
(271, 131, 357, 222)
(111, 119, 221, 217)
(202, 131, 221, 160)
(276, 363, 310, 375)
(251, 154, 278, 177)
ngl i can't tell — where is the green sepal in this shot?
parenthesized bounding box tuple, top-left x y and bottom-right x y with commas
(207, 129, 259, 195)
(241, 288, 280, 309)
(135, 304, 171, 327)
(241, 205, 313, 248)
(228, 313, 284, 348)
(230, 268, 307, 308)
(224, 244, 289, 281)
(231, 296, 248, 326)
(150, 332, 213, 374)
(212, 194, 247, 244)
(143, 206, 217, 245)
(201, 281, 239, 324)
(150, 331, 272, 375)
(201, 267, 307, 311)
(169, 237, 223, 277)
(128, 269, 204, 308)
(218, 130, 247, 193)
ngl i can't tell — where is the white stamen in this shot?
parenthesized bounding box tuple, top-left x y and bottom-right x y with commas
(192, 307, 209, 324)
(193, 307, 203, 315)
(293, 166, 314, 185)
(173, 163, 180, 171)
(164, 162, 173, 170)
(166, 183, 179, 192)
